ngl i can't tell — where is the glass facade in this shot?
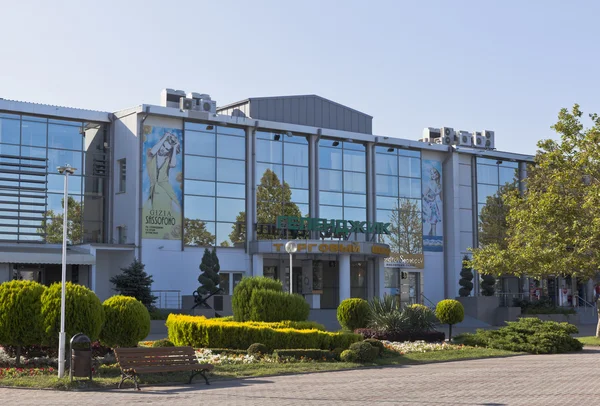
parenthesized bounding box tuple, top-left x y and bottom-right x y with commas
(318, 140, 366, 239)
(476, 157, 519, 245)
(375, 147, 422, 254)
(183, 123, 246, 247)
(255, 131, 309, 239)
(0, 113, 107, 244)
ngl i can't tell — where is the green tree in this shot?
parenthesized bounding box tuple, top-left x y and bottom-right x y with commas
(471, 104, 600, 282)
(458, 255, 474, 297)
(385, 198, 423, 254)
(184, 219, 215, 246)
(40, 196, 82, 244)
(230, 169, 302, 242)
(110, 259, 157, 311)
(196, 248, 221, 296)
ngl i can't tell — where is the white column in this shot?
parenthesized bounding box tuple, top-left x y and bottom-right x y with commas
(339, 254, 351, 302)
(377, 258, 386, 298)
(252, 254, 263, 277)
(89, 246, 97, 292)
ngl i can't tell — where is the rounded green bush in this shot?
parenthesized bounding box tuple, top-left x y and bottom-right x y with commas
(364, 338, 385, 356)
(337, 298, 370, 331)
(249, 289, 309, 322)
(99, 295, 150, 348)
(332, 347, 344, 361)
(0, 280, 46, 363)
(232, 277, 283, 322)
(41, 282, 105, 345)
(340, 349, 358, 362)
(247, 343, 268, 356)
(349, 341, 378, 363)
(435, 299, 465, 325)
(152, 339, 174, 348)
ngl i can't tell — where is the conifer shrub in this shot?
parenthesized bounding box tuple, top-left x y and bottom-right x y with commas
(231, 276, 283, 322)
(248, 289, 309, 322)
(337, 298, 370, 331)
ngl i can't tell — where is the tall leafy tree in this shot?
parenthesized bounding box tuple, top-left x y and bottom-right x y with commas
(184, 219, 216, 246)
(471, 104, 600, 282)
(40, 196, 82, 244)
(385, 198, 423, 254)
(230, 169, 301, 242)
(110, 259, 157, 311)
(196, 247, 221, 296)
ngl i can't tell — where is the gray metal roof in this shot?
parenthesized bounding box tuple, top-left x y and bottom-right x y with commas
(217, 94, 373, 134)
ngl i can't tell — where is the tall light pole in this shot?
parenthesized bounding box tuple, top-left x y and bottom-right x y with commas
(57, 164, 76, 379)
(285, 241, 297, 294)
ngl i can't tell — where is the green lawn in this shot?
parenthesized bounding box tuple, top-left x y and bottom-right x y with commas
(0, 347, 519, 390)
(577, 336, 600, 346)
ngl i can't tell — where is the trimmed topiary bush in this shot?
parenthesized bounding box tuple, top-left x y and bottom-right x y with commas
(337, 298, 370, 331)
(152, 339, 174, 348)
(41, 282, 105, 346)
(249, 289, 309, 322)
(0, 280, 47, 366)
(480, 274, 496, 296)
(458, 255, 474, 297)
(364, 338, 385, 356)
(247, 343, 268, 356)
(100, 295, 151, 348)
(340, 349, 358, 362)
(332, 347, 344, 361)
(232, 277, 283, 322)
(435, 299, 464, 341)
(349, 341, 378, 363)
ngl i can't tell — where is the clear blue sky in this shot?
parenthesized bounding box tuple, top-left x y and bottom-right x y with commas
(2, 0, 599, 155)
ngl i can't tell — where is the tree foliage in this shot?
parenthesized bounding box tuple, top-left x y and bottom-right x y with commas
(196, 248, 221, 296)
(458, 256, 474, 297)
(184, 219, 215, 246)
(471, 104, 600, 281)
(40, 196, 82, 244)
(385, 199, 423, 254)
(110, 259, 157, 310)
(100, 295, 151, 348)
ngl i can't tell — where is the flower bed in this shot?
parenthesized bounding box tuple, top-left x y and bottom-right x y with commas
(383, 340, 464, 355)
(0, 367, 55, 378)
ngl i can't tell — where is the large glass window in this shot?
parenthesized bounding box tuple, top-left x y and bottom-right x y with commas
(476, 158, 520, 245)
(184, 123, 246, 247)
(255, 131, 309, 240)
(375, 147, 423, 255)
(319, 140, 366, 240)
(0, 116, 107, 244)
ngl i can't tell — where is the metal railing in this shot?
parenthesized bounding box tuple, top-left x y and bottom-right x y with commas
(495, 292, 530, 307)
(152, 290, 181, 309)
(574, 295, 596, 314)
(420, 293, 436, 310)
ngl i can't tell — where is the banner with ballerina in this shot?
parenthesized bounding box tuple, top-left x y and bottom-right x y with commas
(142, 125, 183, 240)
(421, 159, 443, 252)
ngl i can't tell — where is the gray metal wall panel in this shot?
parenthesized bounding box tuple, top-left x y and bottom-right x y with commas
(358, 115, 366, 133)
(336, 107, 344, 131)
(276, 98, 284, 121)
(329, 102, 336, 129)
(352, 111, 359, 132)
(291, 98, 300, 124)
(344, 109, 351, 131)
(314, 98, 322, 127)
(298, 97, 307, 125)
(267, 98, 276, 119)
(306, 97, 315, 127)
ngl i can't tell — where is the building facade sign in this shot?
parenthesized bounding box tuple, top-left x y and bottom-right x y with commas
(250, 239, 391, 257)
(384, 254, 425, 269)
(276, 216, 391, 235)
(142, 125, 183, 240)
(421, 159, 443, 252)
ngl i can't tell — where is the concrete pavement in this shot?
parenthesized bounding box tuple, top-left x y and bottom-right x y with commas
(2, 347, 600, 405)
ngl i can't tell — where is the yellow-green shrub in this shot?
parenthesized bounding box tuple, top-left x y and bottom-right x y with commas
(100, 295, 151, 348)
(231, 277, 282, 321)
(166, 314, 361, 351)
(249, 289, 309, 322)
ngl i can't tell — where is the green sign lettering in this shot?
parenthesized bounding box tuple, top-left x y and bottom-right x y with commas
(276, 216, 391, 235)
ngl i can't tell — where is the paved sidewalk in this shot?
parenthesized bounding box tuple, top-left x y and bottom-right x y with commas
(2, 348, 600, 405)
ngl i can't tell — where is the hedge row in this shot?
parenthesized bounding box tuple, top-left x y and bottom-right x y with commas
(249, 289, 309, 322)
(234, 320, 326, 331)
(167, 314, 362, 351)
(355, 328, 445, 343)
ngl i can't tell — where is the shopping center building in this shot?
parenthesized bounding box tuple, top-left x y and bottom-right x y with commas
(0, 90, 541, 314)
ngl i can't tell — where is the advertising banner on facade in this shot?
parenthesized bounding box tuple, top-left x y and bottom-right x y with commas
(142, 125, 183, 240)
(421, 159, 443, 252)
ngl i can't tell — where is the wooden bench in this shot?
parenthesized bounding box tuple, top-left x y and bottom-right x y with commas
(114, 346, 214, 390)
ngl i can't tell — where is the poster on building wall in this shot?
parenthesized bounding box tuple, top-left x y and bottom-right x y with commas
(142, 125, 183, 240)
(421, 159, 443, 252)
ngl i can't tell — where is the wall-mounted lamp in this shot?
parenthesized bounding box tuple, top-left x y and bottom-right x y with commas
(285, 131, 293, 138)
(332, 141, 340, 147)
(387, 147, 394, 152)
(206, 125, 214, 131)
(274, 134, 281, 141)
(496, 160, 503, 165)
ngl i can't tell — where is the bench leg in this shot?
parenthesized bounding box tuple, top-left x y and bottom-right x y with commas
(118, 371, 140, 391)
(189, 370, 210, 385)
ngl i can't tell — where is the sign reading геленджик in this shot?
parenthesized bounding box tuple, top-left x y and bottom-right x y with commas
(276, 216, 391, 235)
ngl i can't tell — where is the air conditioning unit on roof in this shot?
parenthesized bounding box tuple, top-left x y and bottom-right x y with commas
(187, 92, 217, 114)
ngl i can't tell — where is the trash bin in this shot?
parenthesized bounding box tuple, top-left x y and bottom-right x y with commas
(70, 333, 92, 382)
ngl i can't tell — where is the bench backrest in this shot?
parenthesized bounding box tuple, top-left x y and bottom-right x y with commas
(115, 346, 198, 369)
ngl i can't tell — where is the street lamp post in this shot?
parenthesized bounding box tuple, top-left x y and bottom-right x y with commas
(285, 241, 297, 294)
(57, 164, 76, 379)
